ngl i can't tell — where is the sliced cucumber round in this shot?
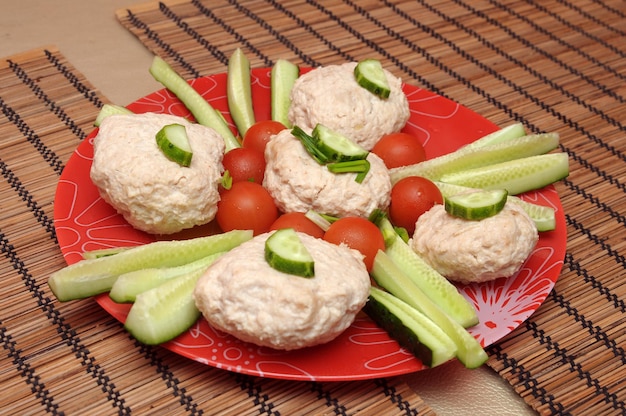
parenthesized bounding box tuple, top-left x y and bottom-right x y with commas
(444, 189, 508, 220)
(354, 59, 391, 98)
(265, 229, 315, 277)
(312, 124, 369, 162)
(155, 123, 193, 167)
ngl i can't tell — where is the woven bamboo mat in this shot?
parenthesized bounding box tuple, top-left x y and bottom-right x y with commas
(116, 0, 625, 415)
(2, 0, 624, 414)
(0, 44, 435, 416)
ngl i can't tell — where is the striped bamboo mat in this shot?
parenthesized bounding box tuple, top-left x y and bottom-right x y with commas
(1, 0, 624, 414)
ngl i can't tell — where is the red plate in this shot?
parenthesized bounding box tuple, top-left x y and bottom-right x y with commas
(54, 67, 566, 381)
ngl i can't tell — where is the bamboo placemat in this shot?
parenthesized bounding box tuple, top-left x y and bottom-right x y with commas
(117, 0, 625, 415)
(0, 43, 435, 416)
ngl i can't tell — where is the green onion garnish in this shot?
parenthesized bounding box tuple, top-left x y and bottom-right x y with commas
(327, 160, 371, 183)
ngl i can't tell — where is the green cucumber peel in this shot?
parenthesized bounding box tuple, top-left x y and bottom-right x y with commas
(438, 152, 569, 196)
(365, 286, 457, 367)
(48, 230, 253, 302)
(271, 59, 299, 127)
(109, 252, 224, 303)
(371, 251, 488, 368)
(124, 267, 205, 345)
(227, 48, 256, 137)
(383, 230, 479, 328)
(390, 132, 560, 184)
(149, 56, 240, 152)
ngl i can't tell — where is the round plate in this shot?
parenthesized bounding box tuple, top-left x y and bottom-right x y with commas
(54, 67, 566, 381)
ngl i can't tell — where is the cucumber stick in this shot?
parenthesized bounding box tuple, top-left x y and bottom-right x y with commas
(227, 48, 255, 137)
(365, 287, 457, 368)
(439, 152, 569, 195)
(383, 231, 479, 328)
(271, 59, 299, 127)
(94, 104, 133, 127)
(124, 267, 205, 345)
(461, 123, 526, 150)
(434, 181, 556, 231)
(390, 132, 560, 184)
(82, 247, 130, 260)
(149, 56, 240, 152)
(371, 251, 488, 368)
(48, 230, 253, 302)
(109, 252, 224, 303)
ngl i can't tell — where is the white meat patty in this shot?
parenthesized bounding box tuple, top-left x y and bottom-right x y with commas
(263, 129, 391, 218)
(410, 203, 539, 284)
(193, 231, 371, 350)
(90, 113, 225, 235)
(288, 62, 410, 150)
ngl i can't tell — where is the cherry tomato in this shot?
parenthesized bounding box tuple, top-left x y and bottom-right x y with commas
(269, 212, 325, 238)
(323, 217, 385, 271)
(242, 120, 286, 157)
(389, 176, 443, 235)
(222, 147, 266, 184)
(216, 181, 278, 235)
(371, 132, 427, 169)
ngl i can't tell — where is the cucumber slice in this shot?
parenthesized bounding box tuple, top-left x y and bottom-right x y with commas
(439, 152, 569, 195)
(48, 230, 253, 302)
(271, 59, 299, 128)
(365, 287, 457, 368)
(109, 252, 223, 303)
(383, 230, 479, 328)
(227, 48, 255, 137)
(124, 267, 204, 345)
(444, 189, 508, 220)
(434, 181, 556, 231)
(312, 124, 369, 162)
(265, 229, 315, 277)
(462, 123, 526, 150)
(390, 132, 560, 184)
(354, 59, 391, 98)
(94, 104, 133, 127)
(155, 123, 193, 167)
(371, 251, 488, 368)
(149, 56, 240, 152)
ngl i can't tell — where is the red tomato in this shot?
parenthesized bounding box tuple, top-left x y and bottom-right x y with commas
(389, 176, 443, 235)
(242, 120, 286, 157)
(269, 212, 325, 238)
(222, 147, 266, 184)
(371, 132, 427, 169)
(323, 217, 385, 271)
(216, 181, 278, 235)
